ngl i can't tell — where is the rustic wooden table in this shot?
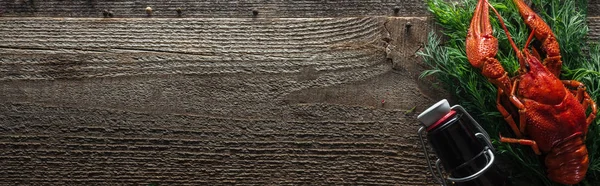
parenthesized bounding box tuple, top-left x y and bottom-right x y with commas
(1, 0, 599, 185)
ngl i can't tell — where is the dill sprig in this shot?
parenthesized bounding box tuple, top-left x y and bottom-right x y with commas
(420, 0, 600, 185)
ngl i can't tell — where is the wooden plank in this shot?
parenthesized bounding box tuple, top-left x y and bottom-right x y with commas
(588, 17, 600, 42)
(0, 1, 598, 18)
(0, 0, 428, 18)
(0, 17, 435, 185)
(590, 1, 600, 17)
(0, 103, 430, 185)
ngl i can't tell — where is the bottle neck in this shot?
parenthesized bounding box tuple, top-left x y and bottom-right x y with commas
(427, 110, 457, 131)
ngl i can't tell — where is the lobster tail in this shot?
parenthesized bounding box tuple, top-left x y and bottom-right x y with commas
(545, 135, 589, 185)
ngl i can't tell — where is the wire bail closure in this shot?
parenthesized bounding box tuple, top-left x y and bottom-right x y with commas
(417, 105, 495, 185)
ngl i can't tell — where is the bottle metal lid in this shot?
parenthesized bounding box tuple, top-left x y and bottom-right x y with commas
(417, 99, 451, 128)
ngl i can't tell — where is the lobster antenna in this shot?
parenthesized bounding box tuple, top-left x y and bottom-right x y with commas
(487, 1, 521, 56)
(524, 28, 536, 50)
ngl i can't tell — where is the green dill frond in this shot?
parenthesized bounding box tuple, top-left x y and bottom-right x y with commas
(578, 44, 600, 180)
(534, 0, 590, 71)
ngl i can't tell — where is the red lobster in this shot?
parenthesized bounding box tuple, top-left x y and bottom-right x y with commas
(466, 0, 597, 184)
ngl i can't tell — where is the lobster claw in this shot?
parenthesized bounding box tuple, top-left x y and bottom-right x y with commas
(512, 0, 562, 77)
(467, 0, 520, 141)
(466, 0, 511, 93)
(466, 0, 497, 69)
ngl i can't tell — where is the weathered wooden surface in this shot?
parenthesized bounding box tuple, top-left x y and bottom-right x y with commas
(1, 0, 599, 18)
(0, 17, 435, 185)
(587, 17, 600, 42)
(590, 2, 600, 17)
(0, 0, 428, 18)
(3, 0, 598, 185)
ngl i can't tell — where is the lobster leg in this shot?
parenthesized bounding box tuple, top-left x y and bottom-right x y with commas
(509, 80, 528, 134)
(500, 134, 542, 155)
(466, 0, 512, 94)
(562, 80, 598, 135)
(497, 89, 523, 138)
(562, 80, 587, 102)
(585, 96, 598, 127)
(584, 96, 597, 136)
(513, 0, 562, 77)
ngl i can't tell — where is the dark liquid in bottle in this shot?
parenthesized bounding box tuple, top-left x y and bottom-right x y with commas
(427, 111, 509, 186)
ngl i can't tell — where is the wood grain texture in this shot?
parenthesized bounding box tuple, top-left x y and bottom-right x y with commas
(0, 0, 428, 18)
(0, 17, 436, 185)
(588, 17, 600, 42)
(590, 1, 600, 17)
(1, 0, 598, 18)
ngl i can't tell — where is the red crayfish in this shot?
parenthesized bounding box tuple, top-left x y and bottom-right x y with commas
(465, 0, 597, 184)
